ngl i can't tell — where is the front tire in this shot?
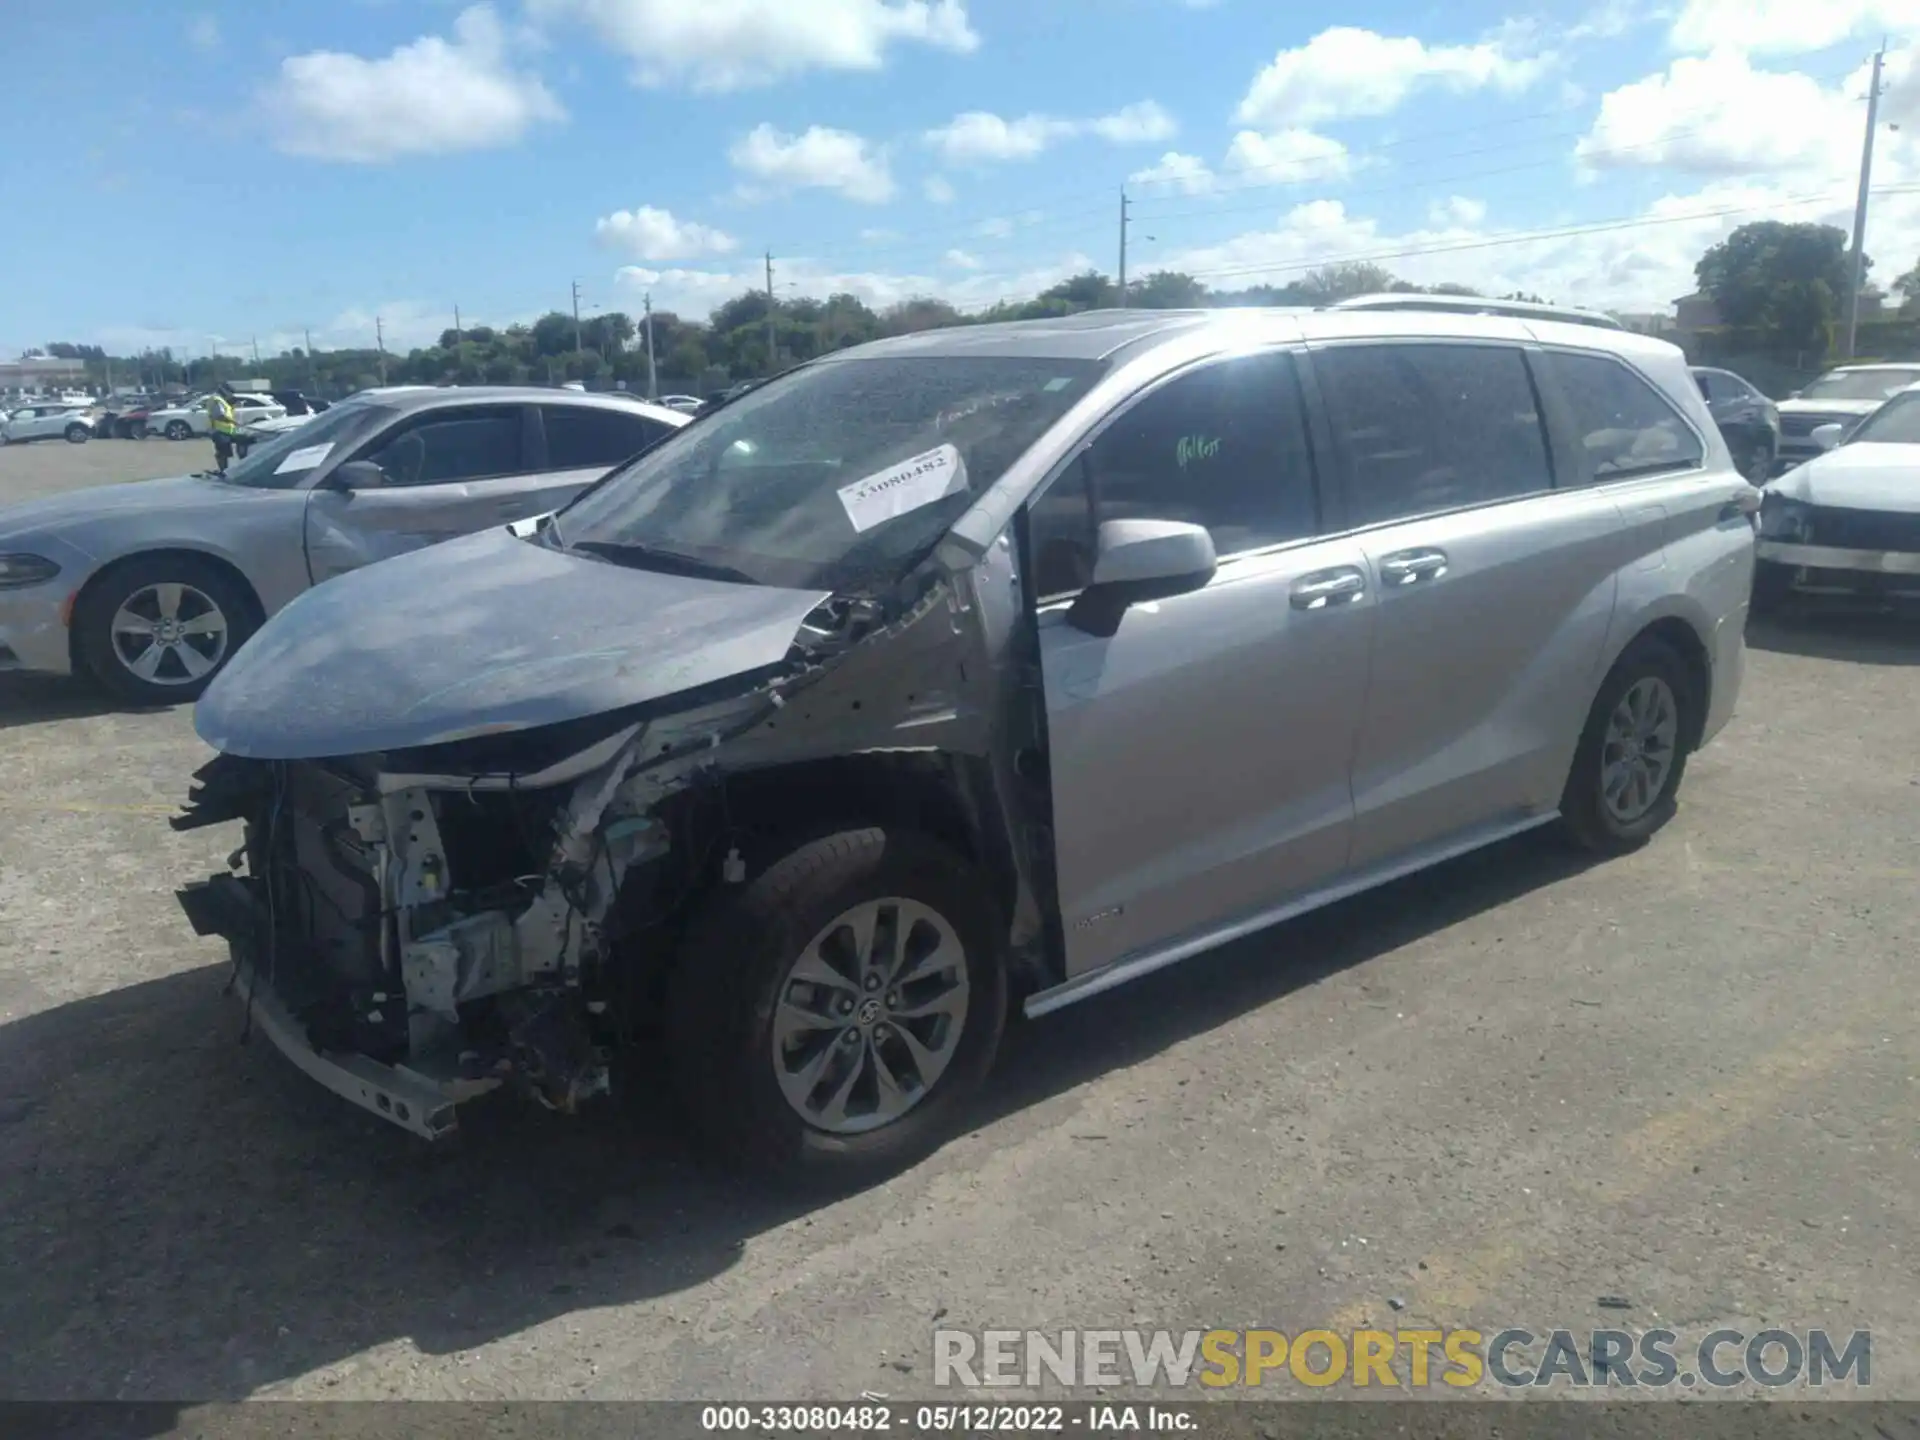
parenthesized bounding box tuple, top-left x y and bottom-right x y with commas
(73, 555, 259, 705)
(1559, 637, 1696, 855)
(666, 827, 1007, 1184)
(164, 420, 191, 440)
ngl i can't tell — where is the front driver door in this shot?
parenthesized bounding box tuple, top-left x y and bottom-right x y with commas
(304, 403, 540, 581)
(1034, 350, 1375, 979)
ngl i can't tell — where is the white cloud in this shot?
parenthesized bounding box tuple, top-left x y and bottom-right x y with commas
(1223, 128, 1352, 183)
(264, 5, 564, 162)
(923, 100, 1177, 164)
(728, 123, 894, 203)
(1236, 25, 1549, 128)
(861, 227, 901, 242)
(923, 175, 957, 203)
(1669, 0, 1917, 56)
(975, 216, 1015, 238)
(188, 14, 220, 52)
(1429, 195, 1488, 226)
(1130, 151, 1217, 194)
(944, 248, 983, 268)
(527, 0, 977, 90)
(1576, 52, 1871, 180)
(1087, 101, 1178, 144)
(594, 205, 737, 260)
(1155, 173, 1920, 314)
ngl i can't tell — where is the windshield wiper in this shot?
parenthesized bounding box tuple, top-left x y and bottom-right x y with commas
(568, 540, 759, 586)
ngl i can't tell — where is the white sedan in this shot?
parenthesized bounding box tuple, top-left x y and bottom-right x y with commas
(146, 394, 286, 441)
(1, 402, 100, 444)
(1756, 381, 1920, 609)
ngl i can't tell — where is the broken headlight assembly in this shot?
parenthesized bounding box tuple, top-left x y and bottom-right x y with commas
(1758, 494, 1813, 542)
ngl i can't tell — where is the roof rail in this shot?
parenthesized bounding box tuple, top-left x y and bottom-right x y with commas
(1327, 293, 1625, 331)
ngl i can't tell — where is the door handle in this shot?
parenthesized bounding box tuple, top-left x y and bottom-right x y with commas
(1290, 567, 1366, 610)
(1378, 548, 1449, 585)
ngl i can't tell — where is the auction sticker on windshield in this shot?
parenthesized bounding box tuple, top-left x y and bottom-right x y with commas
(274, 442, 334, 475)
(837, 444, 968, 534)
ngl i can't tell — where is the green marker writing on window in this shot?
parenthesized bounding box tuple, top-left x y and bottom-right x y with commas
(1177, 434, 1221, 469)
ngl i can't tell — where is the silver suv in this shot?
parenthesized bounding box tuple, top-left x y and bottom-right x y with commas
(175, 302, 1758, 1182)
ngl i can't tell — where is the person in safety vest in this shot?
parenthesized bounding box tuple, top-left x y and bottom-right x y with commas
(206, 383, 239, 475)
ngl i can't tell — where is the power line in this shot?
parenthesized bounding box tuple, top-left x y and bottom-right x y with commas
(1178, 181, 1920, 287)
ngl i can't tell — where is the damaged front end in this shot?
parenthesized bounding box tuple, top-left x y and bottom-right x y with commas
(172, 541, 1056, 1141)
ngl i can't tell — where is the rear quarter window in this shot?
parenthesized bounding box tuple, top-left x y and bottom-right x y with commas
(1551, 351, 1704, 482)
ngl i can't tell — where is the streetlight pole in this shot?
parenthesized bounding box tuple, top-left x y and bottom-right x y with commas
(1842, 41, 1887, 362)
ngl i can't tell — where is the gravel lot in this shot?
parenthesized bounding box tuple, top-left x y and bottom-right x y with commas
(3, 440, 1918, 1406)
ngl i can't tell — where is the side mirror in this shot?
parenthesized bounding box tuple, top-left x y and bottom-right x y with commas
(324, 460, 388, 492)
(1811, 423, 1846, 452)
(1067, 520, 1217, 638)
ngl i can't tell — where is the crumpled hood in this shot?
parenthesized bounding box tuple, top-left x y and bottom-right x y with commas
(195, 525, 834, 759)
(1767, 444, 1920, 511)
(0, 473, 251, 541)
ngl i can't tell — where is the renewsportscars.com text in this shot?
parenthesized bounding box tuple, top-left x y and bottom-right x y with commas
(932, 1327, 1872, 1390)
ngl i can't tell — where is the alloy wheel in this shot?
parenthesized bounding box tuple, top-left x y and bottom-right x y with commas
(109, 582, 230, 687)
(1600, 675, 1679, 824)
(770, 897, 971, 1135)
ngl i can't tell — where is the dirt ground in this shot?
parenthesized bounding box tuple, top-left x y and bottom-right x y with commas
(2, 438, 1917, 1406)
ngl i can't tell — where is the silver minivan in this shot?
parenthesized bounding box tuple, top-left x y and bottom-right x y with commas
(175, 302, 1758, 1181)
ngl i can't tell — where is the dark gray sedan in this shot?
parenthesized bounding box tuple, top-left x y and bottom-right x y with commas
(0, 387, 687, 701)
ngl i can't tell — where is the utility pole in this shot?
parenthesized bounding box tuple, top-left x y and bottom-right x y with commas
(571, 279, 583, 354)
(453, 304, 462, 344)
(305, 327, 316, 388)
(764, 252, 777, 376)
(1117, 189, 1130, 309)
(375, 315, 388, 384)
(1843, 41, 1887, 361)
(643, 293, 658, 399)
(251, 335, 260, 366)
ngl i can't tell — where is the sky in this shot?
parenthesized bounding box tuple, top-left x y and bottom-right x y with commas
(2, 0, 1917, 360)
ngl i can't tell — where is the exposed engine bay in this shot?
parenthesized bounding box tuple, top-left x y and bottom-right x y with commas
(173, 539, 1058, 1139)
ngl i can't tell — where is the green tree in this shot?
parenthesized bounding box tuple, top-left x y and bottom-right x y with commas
(1294, 262, 1402, 302)
(1695, 221, 1861, 352)
(1130, 271, 1209, 308)
(1892, 256, 1920, 314)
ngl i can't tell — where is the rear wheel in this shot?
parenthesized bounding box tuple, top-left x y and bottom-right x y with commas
(666, 827, 1006, 1185)
(1560, 638, 1696, 855)
(164, 420, 191, 440)
(64, 422, 89, 444)
(74, 555, 259, 705)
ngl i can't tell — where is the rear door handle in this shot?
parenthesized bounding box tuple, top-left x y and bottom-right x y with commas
(1378, 548, 1449, 585)
(1290, 567, 1367, 610)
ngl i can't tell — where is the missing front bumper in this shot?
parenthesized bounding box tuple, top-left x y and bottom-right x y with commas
(178, 875, 500, 1141)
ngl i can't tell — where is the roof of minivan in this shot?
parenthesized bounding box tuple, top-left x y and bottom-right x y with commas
(830, 306, 1678, 366)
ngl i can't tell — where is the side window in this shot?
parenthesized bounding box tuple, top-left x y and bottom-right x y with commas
(542, 406, 668, 470)
(1085, 351, 1318, 557)
(359, 406, 526, 486)
(1552, 351, 1704, 481)
(1317, 343, 1552, 527)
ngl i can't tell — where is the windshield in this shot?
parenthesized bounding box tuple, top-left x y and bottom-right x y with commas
(1848, 393, 1920, 446)
(553, 354, 1106, 591)
(1800, 369, 1920, 402)
(217, 401, 393, 489)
